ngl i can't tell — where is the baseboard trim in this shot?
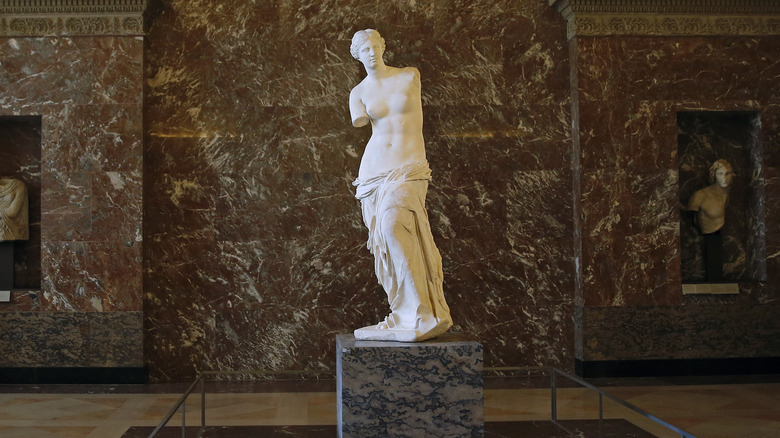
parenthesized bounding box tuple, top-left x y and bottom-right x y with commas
(576, 357, 780, 378)
(0, 367, 147, 384)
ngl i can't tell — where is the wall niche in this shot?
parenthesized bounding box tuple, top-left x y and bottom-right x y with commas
(678, 111, 766, 284)
(0, 116, 42, 290)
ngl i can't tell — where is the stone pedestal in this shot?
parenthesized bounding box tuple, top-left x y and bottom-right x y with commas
(337, 333, 483, 438)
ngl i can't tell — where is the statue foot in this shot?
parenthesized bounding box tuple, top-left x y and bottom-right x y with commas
(354, 318, 451, 342)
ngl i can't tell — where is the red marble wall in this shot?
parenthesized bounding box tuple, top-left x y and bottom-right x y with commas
(0, 36, 144, 369)
(4, 4, 775, 381)
(573, 36, 780, 361)
(143, 0, 574, 381)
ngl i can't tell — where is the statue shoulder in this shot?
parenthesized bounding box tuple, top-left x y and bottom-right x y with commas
(687, 188, 706, 210)
(350, 78, 367, 97)
(401, 66, 420, 81)
(349, 81, 370, 127)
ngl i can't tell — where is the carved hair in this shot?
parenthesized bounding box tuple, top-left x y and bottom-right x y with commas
(350, 29, 385, 60)
(709, 159, 734, 184)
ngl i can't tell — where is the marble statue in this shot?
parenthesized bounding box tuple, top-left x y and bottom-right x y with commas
(686, 159, 733, 235)
(349, 29, 452, 342)
(686, 159, 733, 281)
(0, 178, 29, 241)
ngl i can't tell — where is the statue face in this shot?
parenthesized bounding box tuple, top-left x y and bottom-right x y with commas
(715, 167, 732, 188)
(357, 37, 384, 69)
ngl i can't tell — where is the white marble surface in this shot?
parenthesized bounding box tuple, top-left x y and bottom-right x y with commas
(349, 29, 452, 342)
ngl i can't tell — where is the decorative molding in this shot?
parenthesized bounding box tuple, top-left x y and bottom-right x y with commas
(549, 0, 780, 39)
(0, 0, 147, 36)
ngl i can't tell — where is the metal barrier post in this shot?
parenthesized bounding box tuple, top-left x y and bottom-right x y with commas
(181, 401, 186, 438)
(201, 376, 207, 433)
(599, 393, 603, 421)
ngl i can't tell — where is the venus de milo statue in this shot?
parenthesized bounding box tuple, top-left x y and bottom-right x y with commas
(348, 29, 452, 342)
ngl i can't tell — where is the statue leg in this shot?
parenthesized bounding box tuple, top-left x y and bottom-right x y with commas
(354, 181, 451, 342)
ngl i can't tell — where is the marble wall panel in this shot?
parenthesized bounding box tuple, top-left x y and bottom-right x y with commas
(0, 311, 142, 367)
(143, 169, 218, 241)
(0, 37, 143, 108)
(579, 168, 680, 306)
(143, 0, 573, 380)
(425, 104, 571, 172)
(582, 305, 780, 361)
(40, 171, 92, 241)
(40, 169, 142, 244)
(582, 168, 679, 238)
(0, 34, 144, 370)
(578, 100, 678, 171)
(0, 312, 88, 366)
(455, 302, 573, 369)
(573, 33, 780, 362)
(86, 312, 144, 366)
(92, 171, 143, 243)
(39, 241, 141, 312)
(432, 0, 550, 41)
(763, 166, 780, 298)
(43, 104, 143, 172)
(763, 105, 780, 168)
(574, 37, 780, 106)
(576, 34, 780, 300)
(581, 231, 681, 307)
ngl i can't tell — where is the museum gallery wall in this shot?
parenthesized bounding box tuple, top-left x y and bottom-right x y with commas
(0, 2, 144, 377)
(0, 0, 778, 382)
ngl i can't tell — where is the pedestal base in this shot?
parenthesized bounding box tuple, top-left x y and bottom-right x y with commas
(337, 333, 483, 438)
(682, 282, 739, 295)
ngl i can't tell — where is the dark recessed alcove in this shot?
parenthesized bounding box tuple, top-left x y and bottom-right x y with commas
(678, 111, 765, 283)
(0, 116, 42, 290)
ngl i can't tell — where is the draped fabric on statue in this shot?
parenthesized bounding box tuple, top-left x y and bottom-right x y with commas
(0, 179, 29, 241)
(353, 160, 451, 332)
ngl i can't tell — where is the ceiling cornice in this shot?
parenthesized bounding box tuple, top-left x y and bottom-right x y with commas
(0, 0, 147, 36)
(549, 0, 780, 39)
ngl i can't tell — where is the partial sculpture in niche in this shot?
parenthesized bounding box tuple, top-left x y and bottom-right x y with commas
(348, 29, 452, 342)
(685, 160, 733, 282)
(0, 177, 29, 242)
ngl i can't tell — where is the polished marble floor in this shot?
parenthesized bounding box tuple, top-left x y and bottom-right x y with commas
(0, 378, 778, 437)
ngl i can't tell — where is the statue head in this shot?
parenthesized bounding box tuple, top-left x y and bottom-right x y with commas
(350, 29, 385, 60)
(709, 159, 734, 188)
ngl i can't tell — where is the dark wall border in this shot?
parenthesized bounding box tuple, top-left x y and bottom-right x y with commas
(0, 367, 147, 384)
(576, 357, 780, 379)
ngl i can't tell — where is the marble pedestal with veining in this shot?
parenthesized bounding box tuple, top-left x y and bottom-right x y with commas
(336, 333, 483, 438)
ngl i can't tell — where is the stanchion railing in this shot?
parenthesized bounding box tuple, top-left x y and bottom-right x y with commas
(550, 368, 697, 438)
(147, 369, 298, 438)
(147, 373, 205, 438)
(148, 367, 697, 437)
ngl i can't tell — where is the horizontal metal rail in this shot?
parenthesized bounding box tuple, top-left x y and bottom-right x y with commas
(147, 369, 332, 437)
(551, 368, 697, 438)
(147, 374, 204, 438)
(149, 366, 697, 438)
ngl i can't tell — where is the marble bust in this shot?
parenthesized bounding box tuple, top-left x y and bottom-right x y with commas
(0, 178, 29, 242)
(349, 29, 452, 342)
(686, 159, 733, 235)
(685, 159, 733, 282)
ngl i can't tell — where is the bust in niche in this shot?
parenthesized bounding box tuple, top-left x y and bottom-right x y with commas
(348, 29, 452, 342)
(686, 159, 733, 235)
(0, 177, 29, 241)
(685, 159, 733, 282)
